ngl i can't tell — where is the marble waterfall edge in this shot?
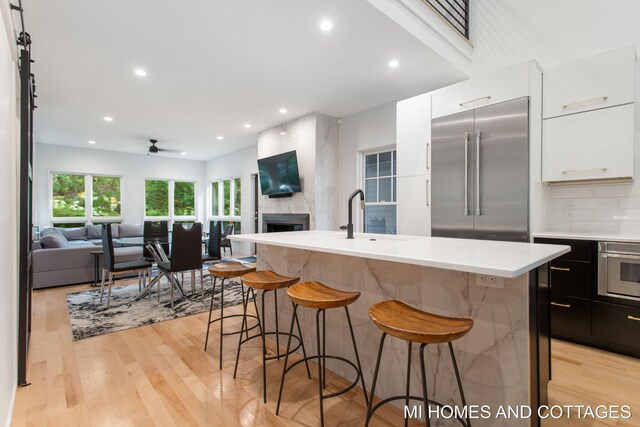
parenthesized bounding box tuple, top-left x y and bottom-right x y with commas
(258, 245, 531, 427)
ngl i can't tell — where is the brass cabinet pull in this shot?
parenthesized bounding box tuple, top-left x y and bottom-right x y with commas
(459, 95, 491, 107)
(551, 302, 571, 308)
(628, 315, 640, 322)
(562, 96, 608, 109)
(550, 266, 571, 271)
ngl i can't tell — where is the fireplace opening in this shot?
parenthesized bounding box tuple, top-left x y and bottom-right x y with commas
(262, 213, 310, 233)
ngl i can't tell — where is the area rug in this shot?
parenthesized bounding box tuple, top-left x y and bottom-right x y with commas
(67, 266, 252, 341)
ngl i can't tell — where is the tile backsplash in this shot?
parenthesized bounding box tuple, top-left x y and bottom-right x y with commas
(548, 182, 640, 234)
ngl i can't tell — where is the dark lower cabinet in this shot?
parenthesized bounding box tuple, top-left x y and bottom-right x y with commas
(592, 301, 640, 358)
(550, 295, 591, 342)
(549, 259, 592, 299)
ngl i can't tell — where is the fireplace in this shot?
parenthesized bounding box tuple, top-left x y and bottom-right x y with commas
(262, 214, 310, 233)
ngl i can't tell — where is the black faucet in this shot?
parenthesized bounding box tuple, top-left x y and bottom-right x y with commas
(346, 189, 365, 239)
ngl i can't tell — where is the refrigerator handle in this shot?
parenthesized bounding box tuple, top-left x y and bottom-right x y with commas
(463, 132, 469, 216)
(475, 130, 481, 216)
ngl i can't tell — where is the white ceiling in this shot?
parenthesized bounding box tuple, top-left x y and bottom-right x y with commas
(27, 0, 465, 160)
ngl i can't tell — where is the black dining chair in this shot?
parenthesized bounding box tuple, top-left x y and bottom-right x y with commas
(221, 223, 234, 255)
(157, 222, 204, 307)
(100, 224, 153, 308)
(204, 220, 222, 265)
(143, 220, 169, 261)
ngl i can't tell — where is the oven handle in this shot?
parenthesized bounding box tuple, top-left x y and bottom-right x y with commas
(602, 253, 640, 260)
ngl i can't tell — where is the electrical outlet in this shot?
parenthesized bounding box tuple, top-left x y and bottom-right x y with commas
(476, 274, 504, 288)
(564, 205, 575, 218)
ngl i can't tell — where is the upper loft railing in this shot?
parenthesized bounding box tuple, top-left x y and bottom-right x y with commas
(423, 0, 469, 39)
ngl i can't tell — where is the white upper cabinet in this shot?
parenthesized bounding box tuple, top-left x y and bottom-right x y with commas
(396, 93, 431, 178)
(543, 46, 636, 119)
(431, 62, 532, 119)
(542, 104, 635, 182)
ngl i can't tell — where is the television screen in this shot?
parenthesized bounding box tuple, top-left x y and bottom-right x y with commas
(257, 150, 301, 195)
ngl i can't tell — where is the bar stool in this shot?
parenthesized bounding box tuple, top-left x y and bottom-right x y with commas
(204, 262, 258, 369)
(234, 270, 311, 403)
(365, 300, 474, 427)
(276, 281, 369, 427)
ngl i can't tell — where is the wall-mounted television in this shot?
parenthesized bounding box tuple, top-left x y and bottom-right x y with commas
(257, 150, 301, 197)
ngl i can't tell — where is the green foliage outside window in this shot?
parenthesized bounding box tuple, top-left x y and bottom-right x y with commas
(92, 176, 121, 217)
(211, 182, 219, 216)
(223, 179, 231, 216)
(52, 174, 86, 217)
(234, 178, 241, 216)
(174, 181, 195, 216)
(145, 179, 169, 216)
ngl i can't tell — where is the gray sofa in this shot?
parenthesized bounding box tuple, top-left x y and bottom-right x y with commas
(32, 224, 145, 289)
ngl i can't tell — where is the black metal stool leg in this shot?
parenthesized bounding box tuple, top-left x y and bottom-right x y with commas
(204, 276, 217, 351)
(276, 303, 298, 415)
(315, 309, 325, 427)
(449, 342, 470, 427)
(233, 283, 250, 379)
(260, 290, 268, 403)
(419, 344, 431, 427)
(345, 306, 368, 406)
(322, 310, 326, 389)
(405, 341, 412, 427)
(274, 290, 280, 359)
(218, 277, 225, 369)
(294, 307, 311, 378)
(240, 283, 249, 340)
(365, 332, 387, 427)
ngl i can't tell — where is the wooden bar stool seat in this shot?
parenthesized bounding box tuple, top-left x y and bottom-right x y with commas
(369, 300, 473, 344)
(366, 300, 474, 427)
(276, 281, 368, 427)
(233, 270, 310, 403)
(287, 281, 360, 309)
(204, 262, 258, 370)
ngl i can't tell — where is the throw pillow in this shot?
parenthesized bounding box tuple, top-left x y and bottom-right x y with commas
(56, 227, 88, 241)
(118, 224, 142, 238)
(40, 233, 70, 249)
(40, 227, 62, 237)
(87, 224, 102, 240)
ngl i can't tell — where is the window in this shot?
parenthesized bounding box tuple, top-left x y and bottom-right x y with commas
(144, 179, 196, 223)
(363, 149, 396, 234)
(51, 172, 122, 226)
(210, 177, 242, 234)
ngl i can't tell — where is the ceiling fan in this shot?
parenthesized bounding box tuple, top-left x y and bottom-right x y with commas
(148, 139, 180, 154)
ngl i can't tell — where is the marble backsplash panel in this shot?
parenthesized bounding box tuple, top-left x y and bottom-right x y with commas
(257, 245, 532, 427)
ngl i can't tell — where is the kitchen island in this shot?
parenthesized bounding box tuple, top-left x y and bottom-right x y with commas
(230, 230, 569, 426)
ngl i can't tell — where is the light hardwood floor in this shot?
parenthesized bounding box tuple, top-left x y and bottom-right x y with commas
(11, 282, 640, 426)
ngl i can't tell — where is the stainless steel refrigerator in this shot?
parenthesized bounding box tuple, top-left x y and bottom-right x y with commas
(431, 97, 529, 242)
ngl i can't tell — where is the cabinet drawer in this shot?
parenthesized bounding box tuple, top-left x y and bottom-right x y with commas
(534, 238, 594, 262)
(592, 301, 640, 357)
(550, 295, 591, 341)
(543, 46, 635, 119)
(397, 93, 431, 178)
(431, 62, 530, 119)
(542, 104, 635, 182)
(550, 260, 591, 299)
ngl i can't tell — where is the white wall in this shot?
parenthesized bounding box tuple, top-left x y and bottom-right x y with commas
(204, 145, 257, 255)
(337, 102, 396, 229)
(34, 144, 207, 227)
(0, 2, 18, 425)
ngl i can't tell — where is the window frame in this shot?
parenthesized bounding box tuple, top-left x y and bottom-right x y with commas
(360, 146, 397, 234)
(208, 176, 241, 224)
(143, 178, 197, 225)
(49, 171, 124, 226)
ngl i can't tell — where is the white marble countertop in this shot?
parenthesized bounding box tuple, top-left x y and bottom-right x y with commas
(533, 231, 640, 243)
(231, 230, 569, 278)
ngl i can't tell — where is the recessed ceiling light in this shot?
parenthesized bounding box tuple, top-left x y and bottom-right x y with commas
(244, 123, 251, 129)
(180, 152, 187, 156)
(279, 108, 288, 114)
(88, 140, 96, 145)
(217, 135, 224, 140)
(320, 20, 333, 32)
(280, 132, 286, 135)
(134, 68, 147, 77)
(103, 116, 113, 122)
(388, 59, 400, 68)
